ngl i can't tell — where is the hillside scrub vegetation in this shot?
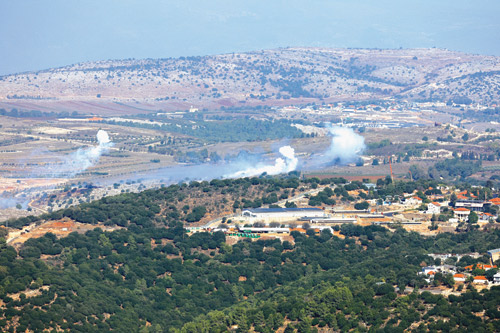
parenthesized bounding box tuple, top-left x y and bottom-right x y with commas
(1, 176, 500, 331)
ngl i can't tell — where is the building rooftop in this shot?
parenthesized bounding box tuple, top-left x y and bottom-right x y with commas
(456, 199, 488, 204)
(490, 198, 500, 205)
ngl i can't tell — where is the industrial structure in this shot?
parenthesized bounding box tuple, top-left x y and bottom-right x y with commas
(240, 208, 326, 223)
(455, 200, 491, 212)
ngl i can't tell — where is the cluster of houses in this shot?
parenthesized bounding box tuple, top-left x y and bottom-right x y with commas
(220, 187, 500, 234)
(192, 184, 500, 245)
(401, 188, 499, 223)
(239, 191, 499, 225)
(420, 248, 500, 287)
(338, 186, 500, 226)
(426, 200, 497, 222)
(275, 101, 486, 129)
(421, 264, 499, 285)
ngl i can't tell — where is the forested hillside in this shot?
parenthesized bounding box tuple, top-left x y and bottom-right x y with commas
(1, 177, 500, 332)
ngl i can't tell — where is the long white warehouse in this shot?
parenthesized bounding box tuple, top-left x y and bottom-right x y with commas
(241, 208, 326, 222)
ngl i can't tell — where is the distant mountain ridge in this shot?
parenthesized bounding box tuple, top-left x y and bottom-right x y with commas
(0, 47, 499, 114)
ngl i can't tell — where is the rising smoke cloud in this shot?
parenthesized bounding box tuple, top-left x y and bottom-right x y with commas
(107, 149, 292, 187)
(0, 131, 113, 210)
(324, 126, 365, 164)
(56, 130, 112, 177)
(304, 125, 366, 169)
(226, 145, 298, 178)
(112, 126, 365, 186)
(2, 126, 366, 210)
(35, 130, 113, 178)
(69, 130, 112, 174)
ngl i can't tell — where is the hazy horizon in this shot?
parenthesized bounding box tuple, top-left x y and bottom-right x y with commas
(1, 0, 499, 76)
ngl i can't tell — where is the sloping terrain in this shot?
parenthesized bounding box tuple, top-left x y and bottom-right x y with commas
(1, 177, 500, 332)
(1, 48, 499, 114)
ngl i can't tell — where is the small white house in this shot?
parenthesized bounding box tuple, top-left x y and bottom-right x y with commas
(420, 266, 436, 275)
(405, 196, 422, 206)
(493, 272, 500, 284)
(454, 207, 471, 221)
(473, 276, 488, 284)
(478, 212, 495, 223)
(426, 202, 441, 215)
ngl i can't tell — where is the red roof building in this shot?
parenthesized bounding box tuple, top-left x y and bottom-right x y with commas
(473, 276, 488, 284)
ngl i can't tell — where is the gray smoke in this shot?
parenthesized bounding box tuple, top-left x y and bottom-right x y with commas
(226, 145, 298, 178)
(42, 130, 113, 178)
(0, 196, 27, 210)
(101, 127, 365, 187)
(324, 126, 366, 164)
(0, 131, 113, 209)
(1, 127, 367, 210)
(305, 125, 366, 168)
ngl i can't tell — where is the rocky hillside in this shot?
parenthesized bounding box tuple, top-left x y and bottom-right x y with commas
(1, 47, 499, 114)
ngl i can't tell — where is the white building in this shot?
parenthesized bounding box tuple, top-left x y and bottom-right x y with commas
(493, 272, 500, 284)
(309, 217, 357, 224)
(238, 227, 290, 234)
(479, 212, 495, 222)
(488, 248, 500, 263)
(420, 266, 437, 275)
(473, 276, 488, 284)
(426, 202, 441, 215)
(405, 196, 422, 206)
(454, 207, 471, 221)
(241, 208, 326, 222)
(455, 200, 491, 212)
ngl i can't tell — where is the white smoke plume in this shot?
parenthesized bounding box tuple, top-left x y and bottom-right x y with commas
(45, 130, 113, 178)
(303, 125, 365, 169)
(120, 126, 363, 186)
(64, 130, 112, 175)
(227, 145, 298, 178)
(0, 131, 112, 210)
(324, 126, 365, 164)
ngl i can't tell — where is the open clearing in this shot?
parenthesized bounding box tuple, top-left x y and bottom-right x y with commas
(7, 218, 123, 249)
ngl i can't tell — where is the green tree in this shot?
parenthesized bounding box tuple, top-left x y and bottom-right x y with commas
(467, 211, 478, 224)
(354, 201, 369, 210)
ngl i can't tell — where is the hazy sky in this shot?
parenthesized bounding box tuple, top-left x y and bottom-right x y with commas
(1, 0, 499, 75)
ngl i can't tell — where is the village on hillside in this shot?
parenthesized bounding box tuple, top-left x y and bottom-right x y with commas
(179, 181, 500, 289)
(196, 183, 500, 233)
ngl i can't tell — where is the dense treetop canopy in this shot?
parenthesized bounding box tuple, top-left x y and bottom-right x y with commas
(1, 176, 499, 332)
